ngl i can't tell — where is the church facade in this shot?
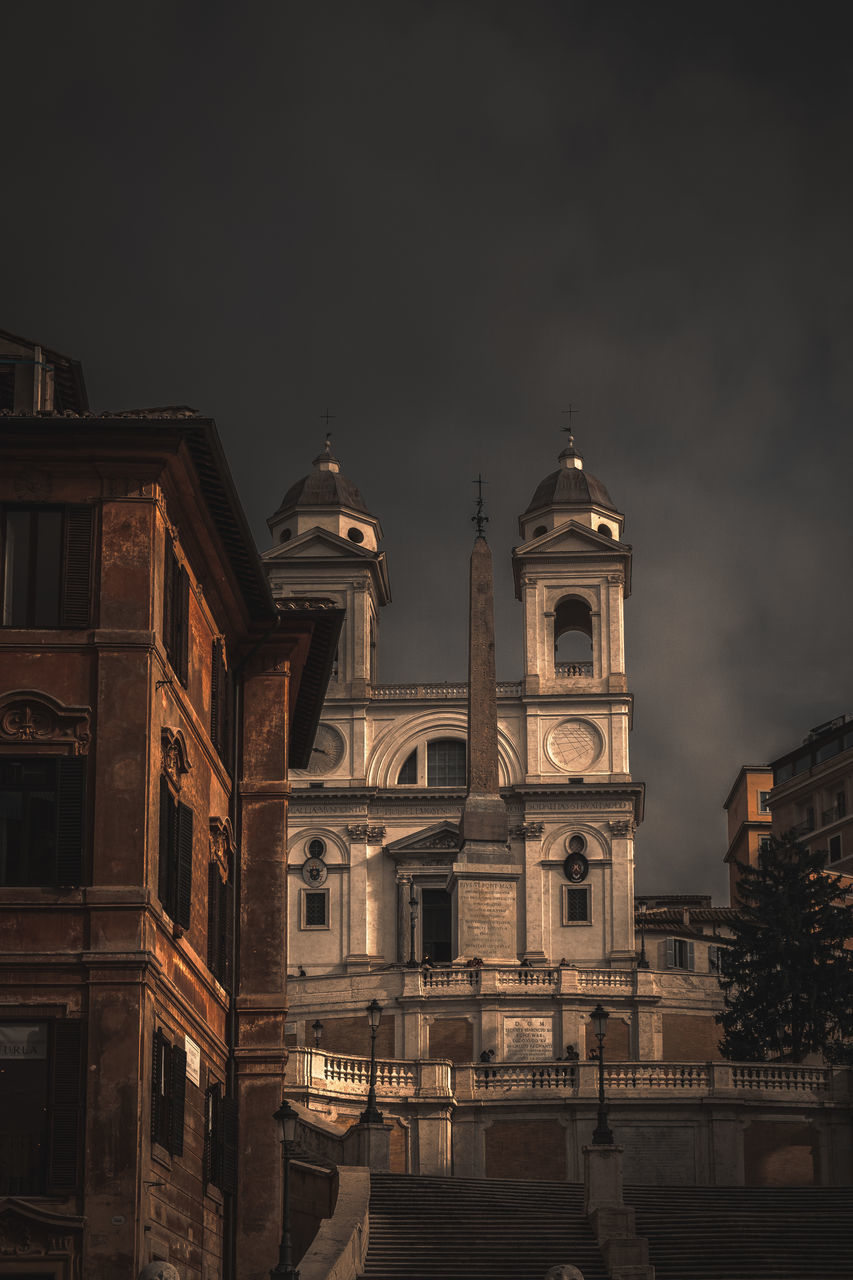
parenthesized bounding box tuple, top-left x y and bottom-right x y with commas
(263, 437, 726, 1068)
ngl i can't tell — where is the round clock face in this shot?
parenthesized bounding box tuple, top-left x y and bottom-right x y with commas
(546, 720, 602, 772)
(301, 724, 345, 775)
(302, 857, 328, 886)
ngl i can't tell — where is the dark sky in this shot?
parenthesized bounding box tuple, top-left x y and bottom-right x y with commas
(4, 1, 852, 899)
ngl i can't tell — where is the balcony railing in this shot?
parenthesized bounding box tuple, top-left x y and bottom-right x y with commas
(821, 804, 846, 826)
(372, 682, 522, 700)
(555, 662, 593, 678)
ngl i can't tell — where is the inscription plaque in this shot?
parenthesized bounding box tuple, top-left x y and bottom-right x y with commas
(457, 879, 516, 957)
(503, 1015, 554, 1062)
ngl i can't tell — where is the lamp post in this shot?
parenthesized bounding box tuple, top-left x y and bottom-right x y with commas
(637, 901, 649, 969)
(590, 1003, 614, 1146)
(311, 1019, 324, 1049)
(359, 999, 384, 1125)
(271, 1098, 300, 1280)
(407, 882, 419, 967)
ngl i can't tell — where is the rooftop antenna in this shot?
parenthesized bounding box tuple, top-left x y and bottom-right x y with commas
(472, 474, 488, 538)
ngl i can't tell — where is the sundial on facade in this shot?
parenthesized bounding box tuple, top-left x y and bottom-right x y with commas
(546, 720, 602, 772)
(301, 723, 345, 774)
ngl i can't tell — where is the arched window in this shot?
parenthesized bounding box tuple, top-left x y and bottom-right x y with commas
(427, 739, 466, 787)
(397, 750, 417, 785)
(554, 596, 593, 668)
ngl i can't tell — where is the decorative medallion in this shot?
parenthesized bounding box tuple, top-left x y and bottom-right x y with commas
(302, 857, 328, 886)
(301, 723, 345, 775)
(161, 727, 191, 789)
(545, 719, 603, 772)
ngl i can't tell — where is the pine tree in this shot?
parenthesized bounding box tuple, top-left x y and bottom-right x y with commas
(717, 832, 853, 1063)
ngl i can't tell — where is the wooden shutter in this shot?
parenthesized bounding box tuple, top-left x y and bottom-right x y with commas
(176, 802, 193, 930)
(48, 1020, 84, 1192)
(687, 940, 695, 971)
(204, 1082, 220, 1186)
(221, 1094, 238, 1195)
(222, 872, 234, 992)
(665, 937, 675, 968)
(158, 778, 175, 911)
(163, 544, 176, 664)
(151, 1029, 169, 1147)
(176, 564, 190, 685)
(207, 862, 220, 972)
(169, 1045, 187, 1157)
(55, 757, 87, 885)
(61, 504, 94, 627)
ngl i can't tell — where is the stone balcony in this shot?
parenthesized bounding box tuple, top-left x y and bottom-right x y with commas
(409, 964, 638, 998)
(286, 1047, 842, 1107)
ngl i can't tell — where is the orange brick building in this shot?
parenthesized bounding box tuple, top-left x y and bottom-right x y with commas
(0, 334, 341, 1279)
(723, 764, 773, 903)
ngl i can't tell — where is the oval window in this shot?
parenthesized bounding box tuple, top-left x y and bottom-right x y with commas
(347, 527, 365, 543)
(307, 838, 326, 859)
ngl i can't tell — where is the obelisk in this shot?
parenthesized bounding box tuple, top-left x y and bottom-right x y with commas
(449, 498, 520, 962)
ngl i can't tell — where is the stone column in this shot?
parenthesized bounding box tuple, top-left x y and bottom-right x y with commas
(519, 822, 546, 960)
(345, 825, 371, 970)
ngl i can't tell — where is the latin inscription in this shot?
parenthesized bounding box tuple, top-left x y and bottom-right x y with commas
(503, 1016, 553, 1062)
(457, 879, 516, 957)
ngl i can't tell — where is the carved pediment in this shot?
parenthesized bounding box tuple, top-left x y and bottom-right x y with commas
(161, 727, 191, 788)
(385, 821, 460, 860)
(0, 690, 91, 755)
(209, 816, 235, 882)
(0, 1197, 84, 1257)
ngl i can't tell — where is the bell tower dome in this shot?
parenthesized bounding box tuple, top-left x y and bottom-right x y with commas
(263, 439, 390, 699)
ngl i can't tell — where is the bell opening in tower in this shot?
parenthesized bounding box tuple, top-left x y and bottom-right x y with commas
(421, 888, 452, 963)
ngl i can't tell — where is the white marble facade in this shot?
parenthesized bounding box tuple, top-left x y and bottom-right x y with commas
(263, 437, 722, 1061)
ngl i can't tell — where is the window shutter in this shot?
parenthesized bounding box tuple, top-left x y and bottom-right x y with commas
(221, 1094, 238, 1195)
(665, 937, 675, 968)
(158, 778, 173, 911)
(61, 504, 94, 627)
(169, 1046, 187, 1157)
(222, 874, 234, 992)
(164, 545, 176, 663)
(204, 1082, 221, 1187)
(55, 757, 86, 885)
(207, 862, 219, 972)
(151, 1030, 165, 1146)
(708, 944, 718, 972)
(210, 640, 221, 746)
(176, 802, 193, 930)
(48, 1020, 84, 1192)
(687, 940, 695, 971)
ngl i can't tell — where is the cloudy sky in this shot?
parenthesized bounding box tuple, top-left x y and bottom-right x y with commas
(4, 2, 852, 899)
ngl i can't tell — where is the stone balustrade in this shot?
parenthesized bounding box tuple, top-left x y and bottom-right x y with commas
(371, 681, 522, 699)
(411, 964, 640, 997)
(495, 967, 559, 989)
(555, 662, 593, 677)
(286, 1049, 839, 1106)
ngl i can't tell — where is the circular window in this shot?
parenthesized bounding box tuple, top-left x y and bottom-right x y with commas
(568, 834, 586, 854)
(597, 524, 612, 538)
(534, 525, 547, 538)
(279, 528, 292, 543)
(307, 838, 326, 859)
(347, 527, 365, 543)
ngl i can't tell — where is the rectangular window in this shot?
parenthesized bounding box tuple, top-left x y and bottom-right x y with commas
(0, 755, 87, 886)
(666, 937, 695, 970)
(158, 778, 193, 928)
(301, 889, 329, 929)
(758, 791, 771, 814)
(207, 861, 234, 990)
(0, 1020, 83, 1194)
(562, 885, 591, 924)
(829, 834, 842, 863)
(1, 504, 94, 628)
(836, 791, 846, 819)
(426, 739, 466, 787)
(204, 1080, 237, 1194)
(708, 944, 720, 972)
(163, 541, 190, 684)
(151, 1028, 187, 1157)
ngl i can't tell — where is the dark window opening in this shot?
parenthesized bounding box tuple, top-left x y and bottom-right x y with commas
(307, 838, 326, 858)
(304, 891, 328, 927)
(421, 888, 452, 962)
(210, 638, 230, 765)
(0, 367, 15, 411)
(279, 528, 292, 542)
(158, 778, 193, 928)
(427, 739, 466, 787)
(151, 1029, 187, 1156)
(564, 887, 590, 922)
(0, 1019, 83, 1195)
(554, 596, 593, 667)
(397, 749, 417, 785)
(204, 1081, 237, 1193)
(1, 504, 93, 628)
(666, 938, 695, 970)
(829, 834, 842, 863)
(347, 526, 364, 543)
(533, 525, 547, 538)
(0, 755, 86, 886)
(163, 541, 190, 684)
(597, 524, 613, 537)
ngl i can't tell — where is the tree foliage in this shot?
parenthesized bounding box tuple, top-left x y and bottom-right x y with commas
(717, 833, 853, 1063)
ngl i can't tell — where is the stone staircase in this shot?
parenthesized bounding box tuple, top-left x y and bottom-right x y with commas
(623, 1185, 853, 1279)
(360, 1173, 608, 1280)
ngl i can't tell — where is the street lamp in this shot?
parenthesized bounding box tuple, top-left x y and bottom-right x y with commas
(359, 999, 384, 1125)
(311, 1019, 324, 1049)
(637, 902, 649, 969)
(271, 1098, 300, 1280)
(590, 1003, 614, 1146)
(407, 882, 419, 967)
